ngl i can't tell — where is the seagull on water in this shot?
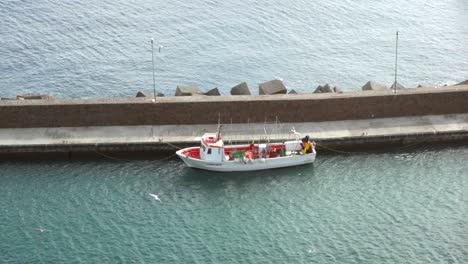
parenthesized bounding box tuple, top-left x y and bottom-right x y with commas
(35, 227, 46, 233)
(149, 193, 161, 202)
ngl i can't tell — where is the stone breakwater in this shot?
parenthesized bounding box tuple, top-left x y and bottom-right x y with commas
(0, 85, 467, 158)
(142, 79, 468, 97)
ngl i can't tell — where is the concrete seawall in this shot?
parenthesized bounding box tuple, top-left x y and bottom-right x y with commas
(1, 86, 468, 128)
(1, 85, 468, 158)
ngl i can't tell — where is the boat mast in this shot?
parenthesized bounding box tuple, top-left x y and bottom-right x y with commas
(263, 119, 271, 145)
(217, 113, 222, 141)
(229, 118, 233, 145)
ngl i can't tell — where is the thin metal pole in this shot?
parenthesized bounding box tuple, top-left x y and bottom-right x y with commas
(151, 38, 156, 101)
(394, 31, 399, 94)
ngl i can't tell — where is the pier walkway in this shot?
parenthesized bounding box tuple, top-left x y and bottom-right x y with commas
(0, 113, 467, 155)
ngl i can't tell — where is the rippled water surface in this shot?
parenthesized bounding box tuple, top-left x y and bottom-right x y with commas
(1, 1, 468, 263)
(1, 145, 467, 263)
(1, 0, 467, 98)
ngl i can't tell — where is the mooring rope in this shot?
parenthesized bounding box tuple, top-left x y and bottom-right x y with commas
(163, 142, 182, 150)
(93, 149, 134, 161)
(157, 153, 177, 161)
(92, 136, 423, 161)
(93, 149, 177, 162)
(86, 140, 182, 162)
(315, 143, 366, 154)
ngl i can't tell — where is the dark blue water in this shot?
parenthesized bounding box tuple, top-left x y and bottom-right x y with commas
(1, 0, 467, 98)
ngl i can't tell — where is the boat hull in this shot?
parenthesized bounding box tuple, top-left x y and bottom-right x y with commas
(176, 149, 315, 172)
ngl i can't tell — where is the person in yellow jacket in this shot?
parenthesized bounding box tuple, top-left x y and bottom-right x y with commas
(300, 135, 312, 154)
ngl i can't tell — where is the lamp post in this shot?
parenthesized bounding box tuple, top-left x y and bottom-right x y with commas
(151, 38, 156, 102)
(150, 39, 163, 103)
(393, 31, 399, 94)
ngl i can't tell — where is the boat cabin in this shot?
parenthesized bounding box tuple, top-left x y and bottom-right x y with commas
(200, 133, 224, 162)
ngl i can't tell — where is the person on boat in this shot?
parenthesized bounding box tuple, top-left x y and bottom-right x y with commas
(301, 135, 312, 154)
(249, 142, 255, 150)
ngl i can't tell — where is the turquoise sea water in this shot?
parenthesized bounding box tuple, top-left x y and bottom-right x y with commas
(1, 146, 467, 263)
(0, 147, 468, 263)
(1, 0, 468, 263)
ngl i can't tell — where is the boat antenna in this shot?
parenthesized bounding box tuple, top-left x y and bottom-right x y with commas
(217, 113, 222, 140)
(274, 116, 278, 136)
(291, 126, 300, 140)
(247, 117, 252, 144)
(393, 31, 399, 95)
(229, 118, 233, 145)
(263, 118, 271, 146)
(150, 38, 162, 103)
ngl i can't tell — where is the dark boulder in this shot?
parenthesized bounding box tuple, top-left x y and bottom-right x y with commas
(156, 92, 165, 97)
(456, 80, 468, 85)
(288, 89, 298, 94)
(259, 79, 287, 95)
(333, 86, 343, 93)
(361, 81, 387, 91)
(314, 84, 335, 93)
(175, 86, 204, 96)
(230, 82, 251, 95)
(313, 85, 324, 93)
(390, 81, 405, 90)
(136, 91, 151, 97)
(204, 87, 221, 96)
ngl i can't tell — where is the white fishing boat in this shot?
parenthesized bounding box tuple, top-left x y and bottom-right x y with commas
(176, 130, 316, 172)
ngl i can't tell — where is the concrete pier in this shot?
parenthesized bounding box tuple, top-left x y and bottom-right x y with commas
(1, 85, 468, 158)
(0, 113, 467, 157)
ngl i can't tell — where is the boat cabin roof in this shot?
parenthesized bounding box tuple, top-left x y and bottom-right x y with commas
(201, 133, 224, 148)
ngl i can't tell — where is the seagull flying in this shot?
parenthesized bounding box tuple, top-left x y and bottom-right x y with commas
(149, 193, 161, 202)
